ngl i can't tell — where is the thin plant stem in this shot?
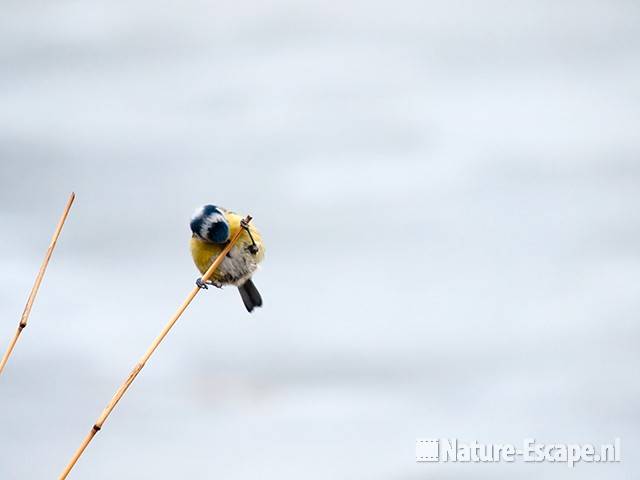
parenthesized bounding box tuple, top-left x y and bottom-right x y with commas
(0, 192, 76, 376)
(58, 215, 252, 479)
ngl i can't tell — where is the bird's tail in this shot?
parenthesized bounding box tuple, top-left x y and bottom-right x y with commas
(238, 278, 263, 313)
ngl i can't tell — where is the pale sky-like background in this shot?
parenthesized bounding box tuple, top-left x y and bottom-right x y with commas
(1, 0, 639, 478)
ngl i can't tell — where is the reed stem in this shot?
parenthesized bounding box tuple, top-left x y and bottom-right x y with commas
(0, 192, 75, 376)
(58, 215, 252, 479)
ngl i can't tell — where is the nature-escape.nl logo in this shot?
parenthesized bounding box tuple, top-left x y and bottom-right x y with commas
(416, 438, 621, 468)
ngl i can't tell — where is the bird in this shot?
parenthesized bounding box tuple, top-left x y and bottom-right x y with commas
(190, 204, 265, 312)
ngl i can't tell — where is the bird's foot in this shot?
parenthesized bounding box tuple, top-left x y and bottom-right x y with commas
(241, 219, 259, 254)
(196, 277, 224, 289)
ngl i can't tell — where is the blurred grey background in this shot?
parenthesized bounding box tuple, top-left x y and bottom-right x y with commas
(1, 0, 639, 478)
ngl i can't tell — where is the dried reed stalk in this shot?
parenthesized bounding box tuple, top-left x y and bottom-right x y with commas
(0, 192, 76, 376)
(58, 215, 252, 479)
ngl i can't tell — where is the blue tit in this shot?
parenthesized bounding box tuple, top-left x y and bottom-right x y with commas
(190, 204, 265, 312)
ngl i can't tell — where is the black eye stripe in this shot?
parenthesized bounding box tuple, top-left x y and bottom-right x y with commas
(190, 216, 203, 235)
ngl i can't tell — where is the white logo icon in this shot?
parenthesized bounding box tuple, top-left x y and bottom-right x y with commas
(416, 439, 439, 462)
